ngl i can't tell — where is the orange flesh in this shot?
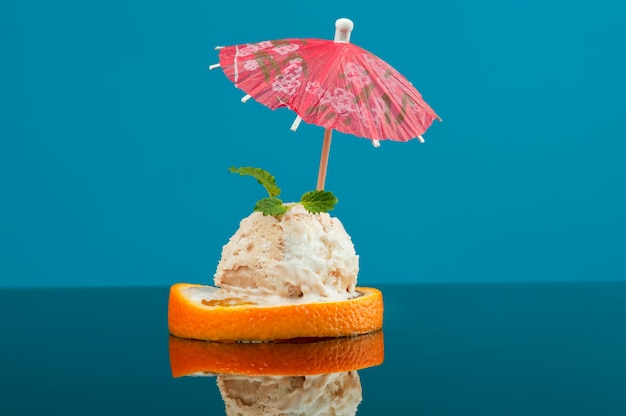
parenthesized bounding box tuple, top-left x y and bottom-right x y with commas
(202, 298, 257, 307)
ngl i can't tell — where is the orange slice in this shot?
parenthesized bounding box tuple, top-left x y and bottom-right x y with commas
(169, 330, 384, 377)
(168, 283, 384, 342)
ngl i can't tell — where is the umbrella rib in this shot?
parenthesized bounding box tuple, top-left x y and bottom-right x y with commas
(233, 44, 240, 86)
(290, 115, 303, 132)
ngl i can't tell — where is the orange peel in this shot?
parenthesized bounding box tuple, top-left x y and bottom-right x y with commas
(167, 283, 384, 342)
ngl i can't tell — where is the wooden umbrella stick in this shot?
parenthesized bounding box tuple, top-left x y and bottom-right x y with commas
(316, 128, 333, 190)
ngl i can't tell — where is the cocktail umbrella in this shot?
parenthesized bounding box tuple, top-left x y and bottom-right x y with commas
(210, 18, 440, 190)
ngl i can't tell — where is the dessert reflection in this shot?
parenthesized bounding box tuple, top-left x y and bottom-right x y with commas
(169, 331, 384, 415)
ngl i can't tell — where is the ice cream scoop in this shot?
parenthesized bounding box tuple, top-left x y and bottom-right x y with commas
(214, 204, 359, 303)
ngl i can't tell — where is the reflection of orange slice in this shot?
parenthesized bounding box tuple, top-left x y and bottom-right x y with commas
(168, 283, 383, 342)
(169, 330, 384, 377)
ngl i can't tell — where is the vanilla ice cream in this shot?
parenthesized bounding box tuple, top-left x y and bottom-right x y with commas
(214, 204, 359, 302)
(217, 371, 363, 416)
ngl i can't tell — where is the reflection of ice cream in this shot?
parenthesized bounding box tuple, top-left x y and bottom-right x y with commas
(217, 372, 362, 416)
(214, 204, 359, 302)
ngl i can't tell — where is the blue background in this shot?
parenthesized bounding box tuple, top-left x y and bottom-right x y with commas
(1, 0, 624, 288)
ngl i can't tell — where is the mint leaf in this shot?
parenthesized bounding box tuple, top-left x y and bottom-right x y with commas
(300, 190, 338, 213)
(229, 166, 281, 198)
(254, 197, 288, 216)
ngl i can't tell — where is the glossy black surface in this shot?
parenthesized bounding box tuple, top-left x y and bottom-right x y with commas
(1, 282, 625, 415)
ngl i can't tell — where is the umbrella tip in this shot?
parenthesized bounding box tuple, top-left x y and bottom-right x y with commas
(336, 18, 354, 30)
(334, 18, 354, 43)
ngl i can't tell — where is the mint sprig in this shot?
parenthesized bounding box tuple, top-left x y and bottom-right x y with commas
(229, 166, 337, 216)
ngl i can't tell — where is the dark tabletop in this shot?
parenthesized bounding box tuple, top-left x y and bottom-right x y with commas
(1, 282, 625, 415)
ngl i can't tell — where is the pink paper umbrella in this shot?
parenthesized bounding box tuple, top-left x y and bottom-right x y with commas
(210, 18, 441, 190)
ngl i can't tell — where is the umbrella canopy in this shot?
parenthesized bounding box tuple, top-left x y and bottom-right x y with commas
(211, 18, 440, 189)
